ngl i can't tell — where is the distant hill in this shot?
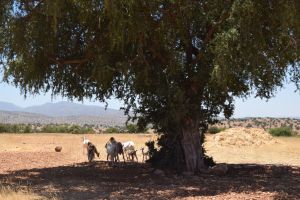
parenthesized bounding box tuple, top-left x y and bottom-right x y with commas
(0, 110, 127, 127)
(0, 101, 123, 116)
(0, 101, 22, 112)
(0, 101, 127, 126)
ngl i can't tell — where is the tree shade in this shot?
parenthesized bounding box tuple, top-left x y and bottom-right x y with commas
(0, 0, 299, 171)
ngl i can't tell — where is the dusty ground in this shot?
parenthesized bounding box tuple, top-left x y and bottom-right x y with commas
(0, 133, 156, 172)
(0, 133, 300, 199)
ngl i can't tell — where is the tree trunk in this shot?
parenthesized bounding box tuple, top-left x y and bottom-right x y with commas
(181, 118, 205, 172)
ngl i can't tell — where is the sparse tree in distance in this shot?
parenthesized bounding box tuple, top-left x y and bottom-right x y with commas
(0, 0, 299, 172)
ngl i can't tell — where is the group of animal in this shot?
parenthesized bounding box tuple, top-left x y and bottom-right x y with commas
(82, 136, 149, 163)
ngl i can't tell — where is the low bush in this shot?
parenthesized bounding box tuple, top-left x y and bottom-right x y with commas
(104, 127, 120, 133)
(269, 126, 294, 137)
(0, 123, 94, 134)
(126, 123, 147, 133)
(207, 126, 226, 134)
(0, 124, 32, 133)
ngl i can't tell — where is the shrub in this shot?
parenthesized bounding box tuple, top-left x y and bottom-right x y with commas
(126, 124, 138, 133)
(207, 126, 225, 134)
(0, 123, 95, 134)
(126, 123, 147, 133)
(23, 125, 32, 133)
(105, 127, 120, 133)
(0, 124, 22, 133)
(145, 140, 157, 158)
(146, 133, 215, 171)
(269, 126, 293, 137)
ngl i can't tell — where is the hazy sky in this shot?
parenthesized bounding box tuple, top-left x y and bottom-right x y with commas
(0, 80, 299, 118)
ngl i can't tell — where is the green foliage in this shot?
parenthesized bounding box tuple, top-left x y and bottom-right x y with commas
(269, 126, 294, 137)
(23, 125, 32, 133)
(126, 123, 147, 133)
(103, 124, 148, 133)
(207, 126, 225, 134)
(104, 127, 120, 133)
(0, 124, 32, 133)
(0, 124, 94, 134)
(126, 124, 138, 133)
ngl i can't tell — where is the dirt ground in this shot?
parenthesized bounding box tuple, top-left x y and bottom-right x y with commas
(0, 133, 300, 199)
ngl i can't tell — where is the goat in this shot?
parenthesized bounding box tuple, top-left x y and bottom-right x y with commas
(105, 137, 118, 163)
(122, 141, 135, 160)
(141, 147, 149, 162)
(116, 142, 126, 162)
(82, 136, 90, 155)
(127, 149, 138, 162)
(87, 142, 100, 162)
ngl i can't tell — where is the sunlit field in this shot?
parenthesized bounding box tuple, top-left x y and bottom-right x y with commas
(0, 133, 157, 172)
(205, 135, 300, 166)
(0, 132, 299, 199)
(0, 133, 299, 171)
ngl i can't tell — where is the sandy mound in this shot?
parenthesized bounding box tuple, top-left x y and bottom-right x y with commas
(214, 128, 276, 146)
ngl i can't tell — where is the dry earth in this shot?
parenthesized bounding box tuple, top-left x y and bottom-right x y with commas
(0, 131, 300, 199)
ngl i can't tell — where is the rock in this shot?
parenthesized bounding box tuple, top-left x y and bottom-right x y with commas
(55, 146, 62, 152)
(153, 169, 165, 176)
(210, 164, 228, 176)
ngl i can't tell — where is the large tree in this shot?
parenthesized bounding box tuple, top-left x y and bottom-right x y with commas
(0, 0, 299, 171)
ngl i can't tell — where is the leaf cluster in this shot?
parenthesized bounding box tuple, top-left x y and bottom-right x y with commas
(0, 0, 299, 132)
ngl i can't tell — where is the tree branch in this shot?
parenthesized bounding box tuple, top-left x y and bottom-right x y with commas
(49, 57, 90, 65)
(194, 1, 234, 64)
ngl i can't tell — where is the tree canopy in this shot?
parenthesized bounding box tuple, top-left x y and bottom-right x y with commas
(1, 0, 299, 171)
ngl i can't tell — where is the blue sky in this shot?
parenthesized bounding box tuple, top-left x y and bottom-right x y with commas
(0, 80, 299, 118)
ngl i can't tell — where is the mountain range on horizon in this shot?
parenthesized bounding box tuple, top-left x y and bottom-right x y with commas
(0, 101, 299, 127)
(0, 101, 299, 119)
(0, 101, 123, 117)
(0, 101, 127, 126)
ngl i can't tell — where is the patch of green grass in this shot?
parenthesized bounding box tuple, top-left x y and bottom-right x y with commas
(207, 126, 226, 134)
(268, 126, 295, 137)
(104, 127, 120, 133)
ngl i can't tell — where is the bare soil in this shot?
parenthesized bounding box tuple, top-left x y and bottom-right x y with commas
(0, 133, 300, 199)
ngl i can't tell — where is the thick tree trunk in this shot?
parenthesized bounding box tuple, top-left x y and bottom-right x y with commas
(181, 118, 205, 172)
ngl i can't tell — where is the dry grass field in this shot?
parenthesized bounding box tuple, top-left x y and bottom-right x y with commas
(0, 131, 300, 199)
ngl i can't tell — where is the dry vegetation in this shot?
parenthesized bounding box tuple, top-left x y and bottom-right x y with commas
(219, 118, 300, 134)
(0, 131, 299, 199)
(0, 186, 42, 200)
(205, 129, 300, 166)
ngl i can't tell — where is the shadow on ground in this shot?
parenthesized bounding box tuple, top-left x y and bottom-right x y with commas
(0, 161, 299, 199)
